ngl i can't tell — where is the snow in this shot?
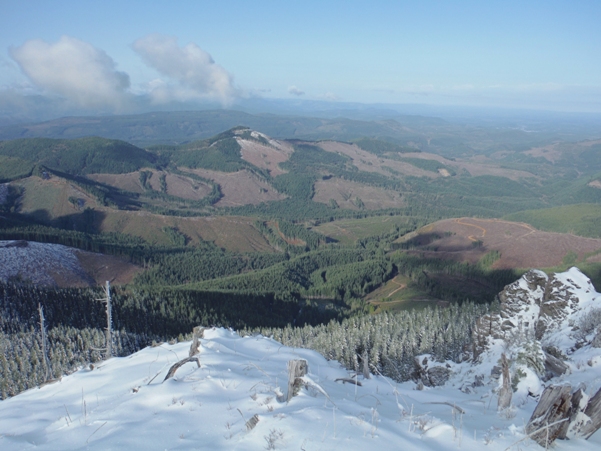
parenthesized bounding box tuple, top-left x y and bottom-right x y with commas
(0, 240, 91, 285)
(1, 326, 600, 450)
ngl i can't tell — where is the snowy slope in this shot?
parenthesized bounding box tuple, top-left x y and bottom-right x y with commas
(0, 327, 600, 450)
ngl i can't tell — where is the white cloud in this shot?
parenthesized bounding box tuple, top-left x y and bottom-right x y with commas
(9, 36, 130, 109)
(288, 85, 305, 96)
(132, 34, 236, 105)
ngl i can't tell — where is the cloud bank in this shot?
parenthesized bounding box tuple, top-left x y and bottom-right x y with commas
(5, 35, 238, 119)
(132, 34, 236, 105)
(10, 36, 130, 110)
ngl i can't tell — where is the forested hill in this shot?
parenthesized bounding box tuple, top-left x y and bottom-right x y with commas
(0, 136, 159, 178)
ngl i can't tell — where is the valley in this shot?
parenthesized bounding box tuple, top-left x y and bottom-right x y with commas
(1, 110, 600, 412)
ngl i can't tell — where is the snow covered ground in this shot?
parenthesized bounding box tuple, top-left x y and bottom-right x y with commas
(1, 326, 600, 450)
(0, 240, 92, 286)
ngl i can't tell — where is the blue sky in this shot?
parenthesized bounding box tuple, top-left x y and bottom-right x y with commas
(1, 0, 600, 119)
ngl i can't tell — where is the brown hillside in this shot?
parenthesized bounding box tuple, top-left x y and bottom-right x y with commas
(182, 168, 286, 207)
(88, 172, 146, 193)
(317, 141, 534, 181)
(88, 170, 213, 200)
(317, 141, 432, 177)
(237, 136, 293, 177)
(396, 218, 601, 269)
(313, 177, 404, 210)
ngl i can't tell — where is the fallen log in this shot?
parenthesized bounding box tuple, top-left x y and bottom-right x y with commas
(335, 378, 362, 386)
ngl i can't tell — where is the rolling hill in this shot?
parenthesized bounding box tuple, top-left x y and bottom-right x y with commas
(1, 122, 600, 312)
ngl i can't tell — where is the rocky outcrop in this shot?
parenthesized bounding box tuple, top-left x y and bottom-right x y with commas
(472, 267, 599, 360)
(412, 355, 451, 387)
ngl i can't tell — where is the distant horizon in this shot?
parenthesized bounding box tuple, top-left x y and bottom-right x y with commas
(2, 1, 600, 121)
(2, 96, 601, 130)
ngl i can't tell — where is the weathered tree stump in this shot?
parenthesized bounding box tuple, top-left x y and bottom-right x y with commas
(526, 385, 572, 447)
(526, 384, 601, 446)
(581, 387, 601, 439)
(286, 359, 308, 402)
(561, 387, 588, 439)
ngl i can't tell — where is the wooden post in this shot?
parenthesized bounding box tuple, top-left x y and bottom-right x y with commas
(286, 359, 308, 402)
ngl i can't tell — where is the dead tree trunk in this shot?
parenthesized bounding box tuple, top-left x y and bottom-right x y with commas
(104, 281, 112, 360)
(38, 303, 51, 381)
(286, 359, 308, 402)
(497, 353, 512, 410)
(188, 326, 205, 358)
(95, 281, 113, 360)
(362, 349, 370, 380)
(162, 327, 204, 383)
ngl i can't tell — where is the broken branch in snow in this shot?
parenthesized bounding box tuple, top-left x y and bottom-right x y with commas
(335, 378, 363, 386)
(163, 356, 200, 382)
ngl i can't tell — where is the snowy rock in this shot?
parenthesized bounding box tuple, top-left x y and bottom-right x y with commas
(413, 355, 451, 387)
(472, 267, 601, 362)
